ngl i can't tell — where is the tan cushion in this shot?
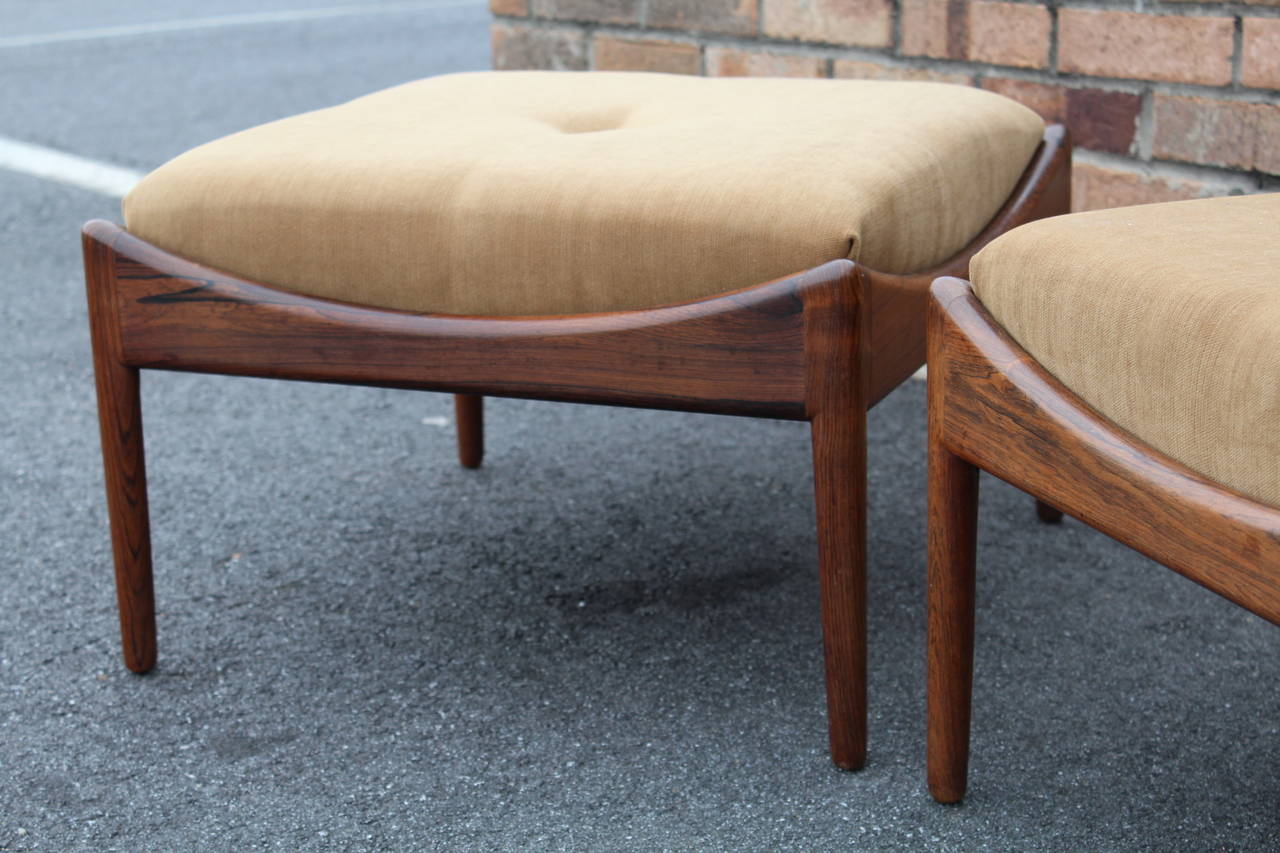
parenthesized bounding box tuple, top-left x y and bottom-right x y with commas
(124, 71, 1043, 316)
(971, 193, 1280, 508)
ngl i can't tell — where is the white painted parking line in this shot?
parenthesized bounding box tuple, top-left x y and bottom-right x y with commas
(0, 136, 144, 198)
(0, 1, 474, 49)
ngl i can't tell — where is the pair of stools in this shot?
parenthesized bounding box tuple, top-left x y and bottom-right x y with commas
(84, 71, 1279, 802)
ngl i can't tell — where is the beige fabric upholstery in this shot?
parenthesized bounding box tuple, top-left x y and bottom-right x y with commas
(124, 71, 1043, 316)
(971, 193, 1280, 508)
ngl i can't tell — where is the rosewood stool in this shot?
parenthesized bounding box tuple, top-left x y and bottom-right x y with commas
(85, 71, 1068, 770)
(926, 193, 1280, 801)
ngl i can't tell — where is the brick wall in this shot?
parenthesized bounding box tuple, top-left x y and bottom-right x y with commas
(490, 0, 1280, 210)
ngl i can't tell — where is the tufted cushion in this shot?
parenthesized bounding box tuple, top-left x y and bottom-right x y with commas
(124, 71, 1043, 316)
(972, 193, 1280, 507)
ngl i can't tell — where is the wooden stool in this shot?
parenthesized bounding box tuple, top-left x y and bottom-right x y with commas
(85, 71, 1067, 770)
(927, 193, 1280, 801)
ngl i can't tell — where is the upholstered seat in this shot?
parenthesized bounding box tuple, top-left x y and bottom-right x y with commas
(971, 193, 1280, 507)
(123, 71, 1044, 316)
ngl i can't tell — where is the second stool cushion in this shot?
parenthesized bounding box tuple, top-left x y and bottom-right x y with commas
(971, 193, 1280, 507)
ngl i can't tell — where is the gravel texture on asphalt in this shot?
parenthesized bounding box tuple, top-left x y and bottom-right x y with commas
(2, 3, 1277, 851)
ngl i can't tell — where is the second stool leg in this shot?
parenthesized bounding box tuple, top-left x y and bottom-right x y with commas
(926, 442, 979, 803)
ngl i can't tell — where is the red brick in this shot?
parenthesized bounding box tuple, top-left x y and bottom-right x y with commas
(1071, 162, 1212, 212)
(593, 36, 701, 75)
(707, 47, 827, 78)
(490, 0, 528, 15)
(980, 77, 1065, 121)
(491, 22, 588, 70)
(1243, 18, 1280, 89)
(967, 2, 1051, 69)
(899, 0, 950, 58)
(763, 0, 892, 48)
(981, 78, 1140, 154)
(531, 0, 640, 25)
(834, 59, 972, 86)
(1153, 95, 1280, 175)
(648, 0, 758, 36)
(1059, 10, 1234, 86)
(1065, 89, 1141, 155)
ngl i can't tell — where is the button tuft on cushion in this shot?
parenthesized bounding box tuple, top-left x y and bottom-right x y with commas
(544, 108, 633, 134)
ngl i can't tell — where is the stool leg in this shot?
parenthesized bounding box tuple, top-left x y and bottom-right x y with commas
(454, 394, 483, 469)
(811, 405, 867, 771)
(926, 441, 979, 803)
(86, 236, 156, 674)
(94, 364, 156, 673)
(1035, 498, 1063, 524)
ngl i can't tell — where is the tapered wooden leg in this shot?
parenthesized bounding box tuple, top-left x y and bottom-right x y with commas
(811, 407, 868, 770)
(926, 442, 979, 803)
(454, 394, 483, 469)
(85, 233, 156, 674)
(1035, 499, 1063, 523)
(802, 265, 868, 771)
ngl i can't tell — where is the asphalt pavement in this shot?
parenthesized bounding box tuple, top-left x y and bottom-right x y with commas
(1, 2, 1277, 851)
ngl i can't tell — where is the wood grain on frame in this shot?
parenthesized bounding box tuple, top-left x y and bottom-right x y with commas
(931, 277, 1280, 623)
(88, 220, 842, 420)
